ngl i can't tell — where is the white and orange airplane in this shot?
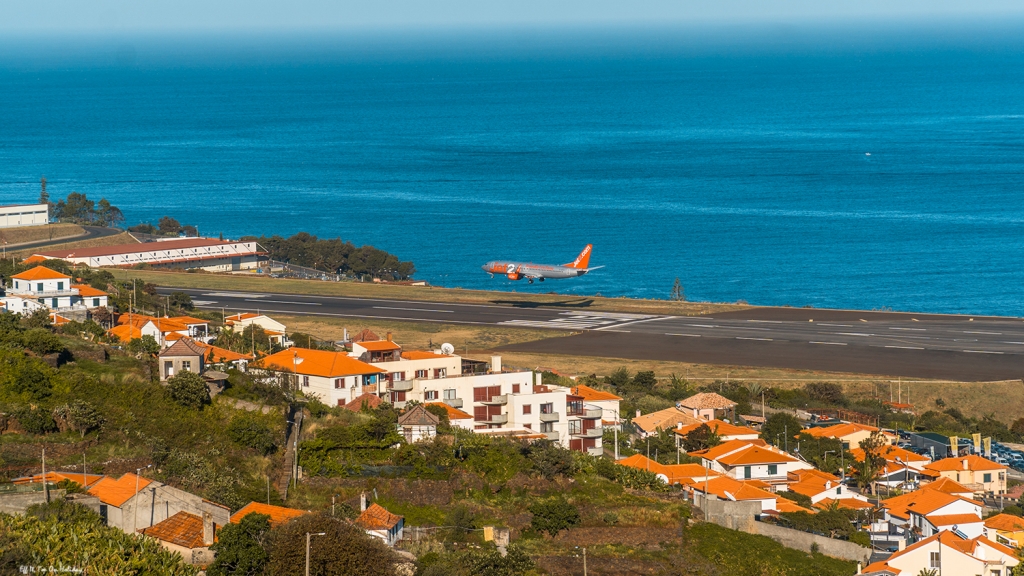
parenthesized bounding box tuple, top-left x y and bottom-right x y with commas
(482, 244, 603, 283)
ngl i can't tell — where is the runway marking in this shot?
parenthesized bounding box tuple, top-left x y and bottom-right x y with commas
(748, 320, 785, 323)
(666, 333, 702, 337)
(246, 299, 321, 306)
(890, 335, 930, 339)
(954, 339, 978, 342)
(1004, 342, 1024, 345)
(502, 312, 661, 331)
(964, 331, 1002, 335)
(374, 306, 453, 313)
(832, 332, 874, 337)
(191, 300, 215, 306)
(737, 337, 773, 341)
(810, 341, 847, 345)
(193, 305, 494, 326)
(687, 324, 719, 328)
(963, 350, 1004, 354)
(818, 323, 853, 327)
(885, 345, 924, 350)
(740, 327, 772, 331)
(889, 327, 926, 331)
(205, 292, 268, 298)
(594, 316, 669, 331)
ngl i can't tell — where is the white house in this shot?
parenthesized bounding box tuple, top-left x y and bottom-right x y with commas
(87, 473, 229, 534)
(861, 531, 1018, 576)
(257, 347, 385, 407)
(396, 405, 439, 443)
(354, 497, 404, 547)
(224, 312, 292, 348)
(4, 266, 109, 314)
(691, 439, 813, 487)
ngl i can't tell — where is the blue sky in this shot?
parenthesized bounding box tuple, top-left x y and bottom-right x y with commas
(3, 0, 1024, 32)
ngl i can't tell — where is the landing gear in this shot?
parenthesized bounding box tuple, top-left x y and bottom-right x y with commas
(528, 278, 534, 284)
(538, 278, 545, 282)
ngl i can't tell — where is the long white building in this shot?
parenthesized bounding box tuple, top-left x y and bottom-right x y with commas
(33, 237, 266, 272)
(0, 203, 48, 229)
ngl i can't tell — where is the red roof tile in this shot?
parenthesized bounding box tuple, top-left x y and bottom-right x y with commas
(355, 503, 402, 531)
(140, 511, 210, 548)
(230, 502, 307, 527)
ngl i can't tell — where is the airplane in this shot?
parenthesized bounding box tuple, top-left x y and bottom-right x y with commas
(482, 244, 603, 283)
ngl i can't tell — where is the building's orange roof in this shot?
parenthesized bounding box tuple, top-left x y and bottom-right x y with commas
(851, 444, 930, 464)
(424, 402, 473, 420)
(814, 497, 875, 511)
(168, 316, 209, 325)
(693, 439, 769, 461)
(571, 384, 622, 402)
(883, 530, 1017, 566)
(87, 473, 153, 507)
(902, 490, 980, 517)
(925, 455, 1005, 473)
(118, 313, 153, 325)
(140, 511, 210, 548)
(803, 422, 879, 439)
(230, 502, 306, 527)
(357, 340, 402, 352)
(923, 476, 975, 496)
(344, 393, 383, 411)
(678, 392, 737, 411)
(632, 407, 701, 433)
(71, 284, 107, 297)
(11, 266, 69, 281)
(13, 472, 104, 487)
(107, 324, 143, 342)
(258, 348, 385, 378)
(673, 419, 759, 439)
(787, 469, 841, 498)
(225, 312, 260, 323)
(985, 513, 1024, 532)
(49, 313, 71, 326)
(355, 503, 402, 531)
(401, 351, 451, 361)
(21, 254, 48, 264)
(695, 476, 777, 503)
(717, 445, 798, 466)
(926, 513, 984, 527)
(195, 341, 253, 363)
(616, 454, 720, 485)
(775, 498, 815, 514)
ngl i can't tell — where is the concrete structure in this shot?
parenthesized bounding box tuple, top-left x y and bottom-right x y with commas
(33, 237, 266, 272)
(158, 339, 206, 381)
(397, 404, 439, 443)
(922, 455, 1007, 495)
(861, 530, 1018, 576)
(0, 203, 48, 228)
(87, 473, 230, 534)
(139, 510, 216, 566)
(3, 266, 108, 315)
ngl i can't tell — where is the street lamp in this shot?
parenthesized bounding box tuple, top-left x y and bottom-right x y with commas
(132, 464, 153, 533)
(306, 531, 326, 576)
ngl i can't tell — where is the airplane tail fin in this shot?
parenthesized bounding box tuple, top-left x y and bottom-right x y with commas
(566, 244, 593, 269)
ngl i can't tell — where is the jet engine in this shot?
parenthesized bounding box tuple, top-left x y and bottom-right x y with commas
(507, 272, 521, 280)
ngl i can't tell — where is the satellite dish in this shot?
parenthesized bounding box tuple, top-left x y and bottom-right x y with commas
(441, 343, 455, 355)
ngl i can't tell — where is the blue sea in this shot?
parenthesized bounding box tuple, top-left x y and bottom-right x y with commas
(1, 25, 1023, 315)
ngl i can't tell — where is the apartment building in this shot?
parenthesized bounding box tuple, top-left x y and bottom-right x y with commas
(922, 455, 1008, 495)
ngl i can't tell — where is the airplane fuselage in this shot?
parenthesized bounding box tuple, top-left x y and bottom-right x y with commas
(482, 261, 590, 281)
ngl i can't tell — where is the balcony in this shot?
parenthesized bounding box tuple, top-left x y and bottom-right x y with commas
(581, 408, 603, 420)
(479, 413, 508, 425)
(13, 289, 78, 298)
(539, 412, 560, 423)
(587, 446, 604, 457)
(544, 431, 560, 441)
(443, 397, 463, 409)
(481, 394, 508, 406)
(571, 427, 603, 439)
(393, 401, 407, 410)
(387, 380, 413, 392)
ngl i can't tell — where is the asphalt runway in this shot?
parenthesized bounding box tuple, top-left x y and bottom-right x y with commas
(160, 287, 1024, 381)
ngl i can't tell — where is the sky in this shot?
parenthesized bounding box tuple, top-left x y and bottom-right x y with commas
(3, 0, 1024, 33)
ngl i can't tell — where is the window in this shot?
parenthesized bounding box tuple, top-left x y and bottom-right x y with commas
(52, 298, 58, 307)
(929, 552, 940, 568)
(512, 384, 520, 394)
(434, 368, 446, 378)
(569, 420, 582, 435)
(37, 283, 44, 292)
(984, 473, 992, 483)
(392, 372, 404, 382)
(743, 466, 752, 479)
(425, 390, 438, 401)
(836, 487, 842, 495)
(540, 403, 554, 414)
(92, 298, 100, 307)
(335, 378, 345, 389)
(540, 422, 554, 433)
(57, 282, 63, 290)
(415, 370, 427, 379)
(523, 405, 532, 415)
(443, 389, 457, 400)
(302, 376, 310, 388)
(767, 464, 777, 475)
(524, 423, 532, 429)
(182, 361, 191, 372)
(337, 399, 346, 407)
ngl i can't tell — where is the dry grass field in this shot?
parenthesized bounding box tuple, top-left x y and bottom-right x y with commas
(0, 223, 85, 247)
(11, 231, 137, 257)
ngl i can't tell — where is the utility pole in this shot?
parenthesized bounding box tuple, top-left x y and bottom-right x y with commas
(583, 547, 587, 576)
(42, 448, 49, 503)
(306, 532, 326, 576)
(267, 475, 271, 505)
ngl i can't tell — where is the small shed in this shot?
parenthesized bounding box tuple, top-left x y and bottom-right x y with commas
(355, 500, 404, 547)
(139, 510, 216, 566)
(397, 405, 440, 443)
(158, 339, 206, 381)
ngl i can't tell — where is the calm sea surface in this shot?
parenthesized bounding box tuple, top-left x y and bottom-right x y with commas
(1, 31, 1023, 314)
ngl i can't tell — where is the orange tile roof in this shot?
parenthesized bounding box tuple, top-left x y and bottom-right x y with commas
(22, 254, 48, 264)
(883, 530, 1018, 567)
(355, 503, 402, 531)
(693, 438, 770, 461)
(718, 445, 798, 466)
(616, 454, 720, 485)
(814, 497, 875, 511)
(358, 340, 402, 352)
(195, 341, 253, 363)
(775, 498, 815, 514)
(87, 473, 153, 507)
(925, 455, 1005, 473)
(13, 472, 104, 487)
(570, 384, 622, 402)
(107, 324, 142, 343)
(926, 513, 984, 527)
(678, 392, 737, 411)
(787, 469, 841, 498)
(985, 513, 1024, 532)
(168, 316, 209, 325)
(49, 313, 71, 326)
(803, 422, 878, 439)
(225, 312, 260, 323)
(344, 393, 383, 411)
(695, 476, 776, 503)
(425, 402, 473, 420)
(631, 407, 701, 433)
(850, 445, 930, 464)
(11, 266, 69, 281)
(401, 351, 452, 361)
(230, 502, 307, 527)
(259, 348, 385, 378)
(140, 511, 210, 548)
(118, 313, 154, 325)
(72, 284, 107, 297)
(673, 419, 759, 439)
(923, 476, 975, 496)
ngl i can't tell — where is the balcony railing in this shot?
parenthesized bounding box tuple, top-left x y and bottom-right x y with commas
(443, 398, 463, 409)
(581, 408, 603, 420)
(544, 431, 560, 441)
(587, 446, 604, 457)
(571, 427, 603, 439)
(482, 413, 508, 425)
(388, 380, 413, 392)
(539, 412, 560, 423)
(481, 394, 508, 406)
(14, 289, 78, 297)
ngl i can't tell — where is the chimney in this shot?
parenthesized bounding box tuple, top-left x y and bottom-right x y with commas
(343, 328, 348, 341)
(202, 511, 214, 547)
(963, 459, 969, 470)
(855, 562, 862, 575)
(491, 356, 502, 373)
(636, 409, 641, 418)
(360, 493, 367, 512)
(677, 422, 683, 429)
(386, 332, 392, 342)
(535, 373, 542, 387)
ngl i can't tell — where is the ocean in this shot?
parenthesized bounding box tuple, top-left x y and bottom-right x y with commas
(1, 27, 1023, 315)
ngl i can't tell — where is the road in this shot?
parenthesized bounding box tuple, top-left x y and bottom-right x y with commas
(160, 287, 1024, 381)
(8, 225, 122, 252)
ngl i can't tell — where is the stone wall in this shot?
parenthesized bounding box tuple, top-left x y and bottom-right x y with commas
(0, 489, 67, 515)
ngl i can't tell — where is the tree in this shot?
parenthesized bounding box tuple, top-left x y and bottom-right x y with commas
(1012, 418, 1024, 439)
(227, 413, 277, 455)
(681, 423, 721, 452)
(208, 513, 271, 576)
(761, 412, 802, 449)
(670, 278, 685, 301)
(528, 441, 573, 480)
(917, 569, 938, 576)
(528, 497, 581, 537)
(21, 328, 64, 355)
(158, 216, 183, 235)
(167, 371, 211, 410)
(804, 382, 846, 406)
(631, 370, 657, 392)
(169, 291, 194, 311)
(52, 400, 105, 438)
(21, 308, 53, 329)
(39, 176, 49, 206)
(127, 335, 161, 356)
(95, 199, 125, 227)
(855, 431, 889, 495)
(266, 513, 397, 576)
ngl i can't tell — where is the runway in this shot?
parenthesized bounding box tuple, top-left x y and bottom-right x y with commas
(160, 286, 1024, 381)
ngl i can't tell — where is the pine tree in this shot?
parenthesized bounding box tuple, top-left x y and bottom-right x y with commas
(670, 278, 686, 301)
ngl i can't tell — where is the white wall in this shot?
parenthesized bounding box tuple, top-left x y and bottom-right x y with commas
(0, 204, 48, 228)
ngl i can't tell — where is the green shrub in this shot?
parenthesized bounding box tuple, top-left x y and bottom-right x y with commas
(528, 497, 581, 537)
(21, 328, 64, 355)
(167, 371, 211, 409)
(227, 412, 277, 455)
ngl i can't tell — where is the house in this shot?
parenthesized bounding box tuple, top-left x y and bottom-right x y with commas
(192, 340, 253, 368)
(87, 473, 230, 534)
(3, 266, 108, 314)
(355, 496, 404, 547)
(230, 502, 307, 527)
(344, 393, 383, 412)
(139, 510, 216, 566)
(921, 455, 1007, 495)
(397, 404, 440, 443)
(919, 476, 976, 499)
(861, 530, 1018, 576)
(257, 348, 386, 407)
(851, 444, 931, 491)
(425, 403, 475, 430)
(691, 439, 813, 486)
(883, 489, 984, 538)
(673, 419, 760, 444)
(224, 313, 292, 347)
(165, 316, 212, 343)
(984, 514, 1024, 548)
(0, 203, 48, 228)
(353, 340, 461, 406)
(785, 469, 871, 511)
(616, 454, 720, 487)
(803, 422, 892, 449)
(570, 384, 623, 429)
(690, 476, 812, 514)
(632, 407, 700, 438)
(158, 339, 206, 381)
(115, 315, 192, 347)
(677, 393, 737, 421)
